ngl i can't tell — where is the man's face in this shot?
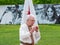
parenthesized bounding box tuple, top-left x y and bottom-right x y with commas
(27, 17, 35, 26)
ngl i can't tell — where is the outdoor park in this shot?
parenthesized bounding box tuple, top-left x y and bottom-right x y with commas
(0, 0, 60, 45)
(0, 24, 60, 45)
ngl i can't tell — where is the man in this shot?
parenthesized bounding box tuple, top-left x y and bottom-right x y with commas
(11, 5, 22, 24)
(20, 15, 41, 45)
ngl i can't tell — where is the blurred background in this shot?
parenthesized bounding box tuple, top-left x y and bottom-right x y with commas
(0, 4, 60, 24)
(0, 0, 60, 45)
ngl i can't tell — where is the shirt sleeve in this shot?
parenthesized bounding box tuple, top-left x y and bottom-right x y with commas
(34, 30, 41, 44)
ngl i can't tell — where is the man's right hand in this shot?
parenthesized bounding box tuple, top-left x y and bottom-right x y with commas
(30, 29, 34, 34)
(30, 26, 38, 33)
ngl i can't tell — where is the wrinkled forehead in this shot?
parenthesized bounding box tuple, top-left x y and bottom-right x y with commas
(28, 16, 35, 20)
(27, 15, 35, 21)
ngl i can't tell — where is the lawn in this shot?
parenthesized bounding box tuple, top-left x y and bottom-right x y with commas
(0, 24, 60, 45)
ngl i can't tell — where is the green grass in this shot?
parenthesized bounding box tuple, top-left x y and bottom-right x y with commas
(0, 25, 20, 45)
(0, 24, 60, 45)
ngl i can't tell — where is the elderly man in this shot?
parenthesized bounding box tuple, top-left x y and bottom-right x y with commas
(20, 15, 41, 45)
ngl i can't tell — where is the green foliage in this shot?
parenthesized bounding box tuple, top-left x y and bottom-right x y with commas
(0, 0, 24, 5)
(33, 0, 60, 4)
(0, 0, 60, 5)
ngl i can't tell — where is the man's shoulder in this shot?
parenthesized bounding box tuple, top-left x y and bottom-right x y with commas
(21, 23, 27, 27)
(20, 23, 28, 30)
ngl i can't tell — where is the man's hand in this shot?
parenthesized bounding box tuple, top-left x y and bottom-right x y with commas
(32, 26, 38, 32)
(30, 28, 35, 34)
(30, 26, 38, 33)
(35, 26, 38, 32)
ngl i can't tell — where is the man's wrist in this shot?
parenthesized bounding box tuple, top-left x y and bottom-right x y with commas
(30, 29, 34, 33)
(30, 31, 32, 34)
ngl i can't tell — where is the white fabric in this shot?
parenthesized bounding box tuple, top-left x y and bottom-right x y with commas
(20, 23, 41, 44)
(20, 43, 23, 45)
(21, 0, 38, 26)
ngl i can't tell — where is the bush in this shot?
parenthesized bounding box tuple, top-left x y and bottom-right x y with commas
(0, 0, 60, 5)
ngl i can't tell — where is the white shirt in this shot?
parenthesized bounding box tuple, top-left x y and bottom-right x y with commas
(19, 23, 41, 44)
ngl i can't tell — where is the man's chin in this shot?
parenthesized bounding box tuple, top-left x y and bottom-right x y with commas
(29, 25, 33, 27)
